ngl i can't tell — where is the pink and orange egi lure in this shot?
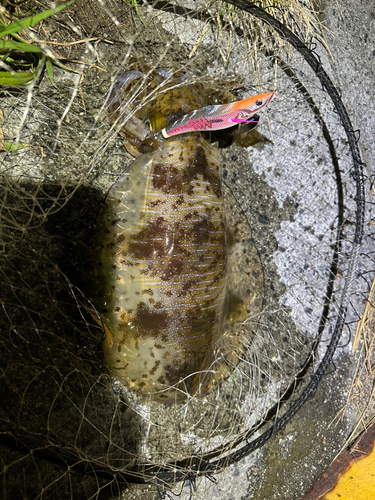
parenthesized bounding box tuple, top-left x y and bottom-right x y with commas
(162, 92, 276, 138)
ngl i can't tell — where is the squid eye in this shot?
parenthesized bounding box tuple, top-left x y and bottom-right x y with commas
(256, 99, 263, 106)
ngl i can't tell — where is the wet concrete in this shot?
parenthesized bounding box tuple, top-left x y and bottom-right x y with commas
(173, 1, 375, 498)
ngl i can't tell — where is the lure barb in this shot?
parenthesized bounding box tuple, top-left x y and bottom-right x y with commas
(161, 91, 277, 138)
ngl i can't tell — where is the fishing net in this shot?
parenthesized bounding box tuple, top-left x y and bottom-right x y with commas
(0, 1, 371, 499)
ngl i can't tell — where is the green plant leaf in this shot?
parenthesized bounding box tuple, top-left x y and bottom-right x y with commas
(1, 141, 31, 151)
(0, 40, 43, 53)
(45, 57, 55, 86)
(0, 0, 75, 38)
(132, 0, 146, 27)
(123, 0, 146, 27)
(0, 71, 35, 85)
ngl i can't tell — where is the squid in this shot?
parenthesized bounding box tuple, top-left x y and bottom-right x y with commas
(90, 64, 276, 403)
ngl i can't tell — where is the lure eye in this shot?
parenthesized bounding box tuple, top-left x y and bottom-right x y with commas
(256, 99, 263, 106)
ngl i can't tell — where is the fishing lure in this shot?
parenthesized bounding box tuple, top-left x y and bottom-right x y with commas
(91, 67, 276, 403)
(161, 92, 276, 138)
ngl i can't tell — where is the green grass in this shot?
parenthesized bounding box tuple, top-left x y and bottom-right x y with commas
(0, 0, 75, 86)
(123, 0, 146, 27)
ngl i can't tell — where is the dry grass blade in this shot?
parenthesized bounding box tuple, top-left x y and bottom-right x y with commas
(353, 277, 375, 360)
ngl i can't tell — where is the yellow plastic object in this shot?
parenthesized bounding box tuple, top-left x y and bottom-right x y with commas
(323, 443, 375, 500)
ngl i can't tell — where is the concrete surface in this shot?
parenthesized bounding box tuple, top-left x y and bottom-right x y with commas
(0, 1, 374, 500)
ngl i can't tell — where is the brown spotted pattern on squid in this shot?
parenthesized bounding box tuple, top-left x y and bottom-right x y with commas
(94, 129, 229, 402)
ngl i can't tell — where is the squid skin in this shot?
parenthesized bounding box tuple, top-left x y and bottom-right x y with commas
(95, 136, 227, 403)
(161, 91, 277, 138)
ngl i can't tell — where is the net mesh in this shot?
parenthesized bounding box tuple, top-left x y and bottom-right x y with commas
(0, 1, 371, 499)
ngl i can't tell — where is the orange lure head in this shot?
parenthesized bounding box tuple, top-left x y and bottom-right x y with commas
(230, 91, 277, 121)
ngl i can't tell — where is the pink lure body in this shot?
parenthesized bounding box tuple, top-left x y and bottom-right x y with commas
(161, 91, 277, 138)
